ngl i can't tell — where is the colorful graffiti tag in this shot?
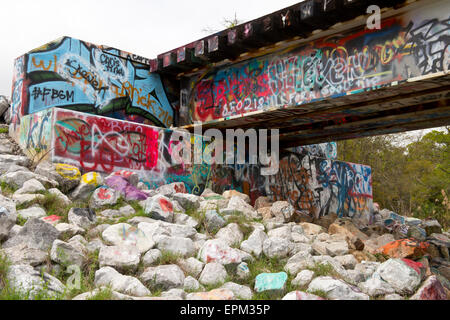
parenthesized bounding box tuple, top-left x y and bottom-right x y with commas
(266, 152, 373, 220)
(188, 7, 450, 122)
(11, 36, 174, 128)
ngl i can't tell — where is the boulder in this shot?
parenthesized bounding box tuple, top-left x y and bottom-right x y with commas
(254, 196, 272, 210)
(143, 195, 175, 222)
(3, 218, 59, 251)
(140, 264, 185, 290)
(240, 229, 268, 258)
(50, 240, 85, 267)
(204, 210, 226, 233)
(172, 193, 201, 211)
(410, 275, 447, 300)
(220, 282, 252, 300)
(155, 235, 196, 258)
(178, 257, 205, 278)
(0, 198, 17, 241)
(236, 262, 251, 280)
(284, 251, 315, 275)
(255, 272, 288, 293)
(102, 223, 154, 254)
(199, 262, 228, 286)
(184, 276, 201, 291)
(17, 206, 46, 220)
(55, 223, 85, 239)
(224, 196, 259, 219)
(222, 190, 250, 204)
(48, 188, 72, 206)
(325, 241, 349, 257)
(307, 276, 369, 300)
(198, 239, 243, 266)
(105, 175, 148, 201)
(263, 237, 292, 259)
(282, 291, 325, 300)
(0, 243, 47, 266)
(358, 272, 396, 296)
(270, 201, 295, 223)
(300, 222, 325, 236)
(156, 182, 187, 197)
(292, 270, 315, 287)
(377, 239, 429, 260)
(7, 264, 65, 299)
(14, 179, 45, 195)
(89, 186, 119, 209)
(98, 245, 141, 272)
(375, 259, 422, 295)
(215, 223, 244, 247)
(70, 172, 103, 200)
(421, 220, 442, 235)
(68, 208, 97, 229)
(107, 170, 140, 187)
(335, 254, 358, 270)
(268, 225, 292, 241)
(94, 266, 150, 297)
(186, 289, 234, 300)
(36, 162, 81, 193)
(142, 249, 162, 267)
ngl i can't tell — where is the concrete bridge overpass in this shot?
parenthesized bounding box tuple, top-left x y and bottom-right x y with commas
(149, 0, 450, 148)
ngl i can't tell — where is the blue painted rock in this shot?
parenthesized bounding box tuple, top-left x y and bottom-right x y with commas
(255, 272, 288, 293)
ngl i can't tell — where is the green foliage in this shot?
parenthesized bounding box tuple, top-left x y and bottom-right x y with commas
(86, 287, 113, 300)
(0, 181, 17, 196)
(338, 128, 450, 228)
(307, 263, 336, 278)
(308, 289, 328, 299)
(0, 128, 9, 134)
(157, 251, 182, 265)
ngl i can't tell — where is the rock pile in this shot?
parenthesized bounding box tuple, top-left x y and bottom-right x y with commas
(0, 123, 448, 300)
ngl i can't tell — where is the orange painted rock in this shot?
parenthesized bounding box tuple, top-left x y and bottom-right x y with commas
(186, 289, 235, 300)
(378, 239, 429, 259)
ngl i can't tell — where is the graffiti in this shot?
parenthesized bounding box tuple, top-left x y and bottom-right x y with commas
(289, 142, 337, 160)
(11, 36, 174, 127)
(55, 163, 81, 180)
(266, 151, 372, 220)
(188, 9, 450, 122)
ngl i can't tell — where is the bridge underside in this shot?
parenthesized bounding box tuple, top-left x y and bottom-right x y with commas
(182, 72, 450, 148)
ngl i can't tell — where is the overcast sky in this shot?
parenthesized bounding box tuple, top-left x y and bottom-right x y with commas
(0, 0, 301, 96)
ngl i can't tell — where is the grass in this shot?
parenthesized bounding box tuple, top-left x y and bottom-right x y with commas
(0, 181, 17, 196)
(86, 287, 114, 300)
(157, 251, 182, 265)
(307, 262, 337, 278)
(0, 128, 9, 134)
(308, 289, 328, 299)
(0, 251, 62, 300)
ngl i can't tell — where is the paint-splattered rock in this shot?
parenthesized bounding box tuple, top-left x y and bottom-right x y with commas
(254, 272, 288, 293)
(70, 172, 103, 201)
(102, 223, 154, 254)
(35, 162, 80, 193)
(89, 186, 119, 209)
(42, 215, 62, 226)
(282, 291, 326, 300)
(155, 182, 187, 197)
(143, 195, 175, 223)
(107, 170, 139, 187)
(105, 175, 148, 201)
(375, 259, 422, 295)
(222, 190, 250, 204)
(410, 275, 447, 300)
(186, 289, 235, 300)
(377, 239, 429, 260)
(198, 239, 243, 266)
